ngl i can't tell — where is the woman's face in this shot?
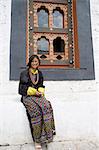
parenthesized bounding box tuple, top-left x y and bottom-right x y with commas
(31, 57, 39, 69)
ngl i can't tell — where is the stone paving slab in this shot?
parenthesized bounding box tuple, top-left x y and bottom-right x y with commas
(48, 141, 76, 150)
(21, 144, 34, 150)
(0, 145, 21, 150)
(75, 141, 99, 150)
(0, 141, 99, 150)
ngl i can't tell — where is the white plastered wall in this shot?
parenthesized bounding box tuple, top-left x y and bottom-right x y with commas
(0, 0, 99, 146)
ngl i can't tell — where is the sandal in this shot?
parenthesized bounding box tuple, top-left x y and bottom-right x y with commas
(35, 143, 42, 150)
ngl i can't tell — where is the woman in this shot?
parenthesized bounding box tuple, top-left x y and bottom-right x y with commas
(18, 55, 56, 150)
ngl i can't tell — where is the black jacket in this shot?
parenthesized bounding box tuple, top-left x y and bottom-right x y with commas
(18, 69, 45, 96)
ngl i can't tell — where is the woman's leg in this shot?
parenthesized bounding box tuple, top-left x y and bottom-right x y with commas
(22, 96, 56, 144)
(22, 96, 43, 143)
(32, 96, 56, 143)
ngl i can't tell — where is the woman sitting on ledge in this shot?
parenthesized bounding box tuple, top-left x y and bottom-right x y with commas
(18, 55, 56, 150)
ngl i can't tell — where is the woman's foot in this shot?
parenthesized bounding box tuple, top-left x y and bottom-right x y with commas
(35, 142, 42, 150)
(41, 142, 48, 150)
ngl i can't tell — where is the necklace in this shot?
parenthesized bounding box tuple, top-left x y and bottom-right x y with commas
(29, 68, 39, 85)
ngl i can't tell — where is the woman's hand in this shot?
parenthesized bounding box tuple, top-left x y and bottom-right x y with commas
(35, 91, 42, 97)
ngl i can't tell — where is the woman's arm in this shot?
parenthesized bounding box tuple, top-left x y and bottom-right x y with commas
(37, 71, 45, 96)
(18, 70, 29, 96)
(37, 71, 45, 88)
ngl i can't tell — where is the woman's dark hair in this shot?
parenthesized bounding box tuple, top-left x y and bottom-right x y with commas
(27, 55, 40, 68)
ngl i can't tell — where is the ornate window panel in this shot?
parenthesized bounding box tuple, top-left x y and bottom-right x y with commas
(27, 0, 80, 68)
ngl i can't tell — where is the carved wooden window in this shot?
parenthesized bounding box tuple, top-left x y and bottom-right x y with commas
(27, 0, 80, 68)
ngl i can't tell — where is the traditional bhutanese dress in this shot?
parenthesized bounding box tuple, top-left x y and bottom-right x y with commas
(18, 68, 56, 143)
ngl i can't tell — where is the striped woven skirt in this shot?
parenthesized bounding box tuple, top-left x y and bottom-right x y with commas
(22, 95, 56, 143)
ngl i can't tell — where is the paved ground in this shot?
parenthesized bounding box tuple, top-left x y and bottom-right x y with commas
(0, 140, 99, 150)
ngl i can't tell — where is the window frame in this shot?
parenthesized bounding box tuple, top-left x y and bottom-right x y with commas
(10, 0, 95, 80)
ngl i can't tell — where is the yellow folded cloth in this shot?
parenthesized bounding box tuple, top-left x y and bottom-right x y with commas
(30, 68, 38, 74)
(38, 87, 45, 96)
(27, 87, 37, 95)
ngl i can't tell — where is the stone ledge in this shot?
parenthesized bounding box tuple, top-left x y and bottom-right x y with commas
(0, 80, 97, 96)
(0, 94, 98, 145)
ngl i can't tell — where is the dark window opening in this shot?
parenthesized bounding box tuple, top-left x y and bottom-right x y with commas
(53, 37, 65, 53)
